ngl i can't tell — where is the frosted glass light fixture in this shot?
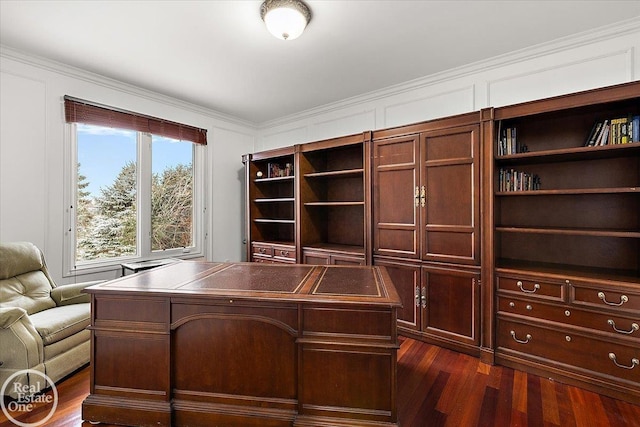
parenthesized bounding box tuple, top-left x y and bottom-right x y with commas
(260, 0, 311, 41)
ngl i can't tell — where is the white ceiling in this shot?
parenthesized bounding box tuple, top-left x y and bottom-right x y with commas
(1, 1, 639, 124)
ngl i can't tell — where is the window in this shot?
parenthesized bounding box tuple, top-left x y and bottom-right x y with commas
(64, 97, 207, 274)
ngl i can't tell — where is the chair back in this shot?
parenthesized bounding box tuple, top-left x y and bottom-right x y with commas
(0, 242, 56, 314)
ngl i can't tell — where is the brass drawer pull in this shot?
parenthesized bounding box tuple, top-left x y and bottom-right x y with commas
(517, 281, 540, 294)
(608, 353, 639, 370)
(259, 248, 267, 254)
(607, 319, 639, 335)
(510, 330, 532, 344)
(598, 292, 628, 307)
(280, 250, 289, 256)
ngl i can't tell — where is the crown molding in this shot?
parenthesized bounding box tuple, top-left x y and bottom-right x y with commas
(0, 44, 257, 130)
(258, 16, 640, 129)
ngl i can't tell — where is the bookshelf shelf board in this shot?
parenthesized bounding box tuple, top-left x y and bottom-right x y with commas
(252, 240, 295, 246)
(495, 142, 640, 165)
(254, 176, 295, 183)
(495, 259, 640, 284)
(254, 198, 295, 203)
(303, 201, 365, 207)
(253, 219, 295, 224)
(495, 226, 640, 238)
(304, 168, 364, 178)
(495, 187, 640, 196)
(303, 243, 365, 256)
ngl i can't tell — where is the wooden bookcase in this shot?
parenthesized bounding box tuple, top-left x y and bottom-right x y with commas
(489, 81, 640, 403)
(243, 147, 296, 263)
(242, 80, 640, 404)
(297, 132, 371, 265)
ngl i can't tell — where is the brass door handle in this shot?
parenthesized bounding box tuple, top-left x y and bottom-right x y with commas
(414, 186, 420, 207)
(420, 185, 426, 208)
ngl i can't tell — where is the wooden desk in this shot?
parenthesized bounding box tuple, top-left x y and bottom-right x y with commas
(82, 262, 402, 427)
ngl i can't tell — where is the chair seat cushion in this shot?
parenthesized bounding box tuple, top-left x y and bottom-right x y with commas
(29, 303, 90, 345)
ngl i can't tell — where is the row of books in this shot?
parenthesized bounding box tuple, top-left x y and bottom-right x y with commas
(584, 115, 640, 147)
(497, 126, 520, 156)
(498, 168, 541, 192)
(267, 162, 293, 178)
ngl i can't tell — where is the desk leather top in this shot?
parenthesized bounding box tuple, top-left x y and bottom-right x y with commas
(84, 262, 402, 307)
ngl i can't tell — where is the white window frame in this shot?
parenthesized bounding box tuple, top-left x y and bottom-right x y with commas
(63, 123, 206, 277)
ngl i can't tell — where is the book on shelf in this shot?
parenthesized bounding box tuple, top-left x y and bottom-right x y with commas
(585, 115, 639, 146)
(498, 168, 541, 192)
(497, 126, 519, 156)
(267, 162, 293, 178)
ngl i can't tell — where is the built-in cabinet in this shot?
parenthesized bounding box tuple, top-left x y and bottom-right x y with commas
(243, 81, 640, 404)
(371, 112, 482, 356)
(488, 81, 640, 403)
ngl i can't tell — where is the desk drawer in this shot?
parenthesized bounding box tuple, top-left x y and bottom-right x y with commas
(497, 274, 565, 302)
(497, 317, 640, 384)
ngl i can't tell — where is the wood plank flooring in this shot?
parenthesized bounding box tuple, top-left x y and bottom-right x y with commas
(2, 337, 639, 426)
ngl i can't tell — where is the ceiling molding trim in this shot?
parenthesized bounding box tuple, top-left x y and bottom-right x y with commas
(258, 16, 640, 129)
(0, 44, 257, 130)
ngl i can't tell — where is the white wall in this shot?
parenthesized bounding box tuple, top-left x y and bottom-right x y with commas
(0, 49, 256, 284)
(2, 19, 639, 284)
(256, 20, 640, 150)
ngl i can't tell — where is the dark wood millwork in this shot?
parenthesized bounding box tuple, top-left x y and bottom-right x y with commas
(81, 261, 401, 427)
(6, 337, 640, 427)
(240, 81, 640, 404)
(490, 80, 640, 405)
(243, 146, 297, 263)
(297, 132, 372, 265)
(372, 112, 483, 357)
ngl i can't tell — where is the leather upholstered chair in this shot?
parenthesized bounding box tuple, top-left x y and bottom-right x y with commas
(0, 241, 103, 398)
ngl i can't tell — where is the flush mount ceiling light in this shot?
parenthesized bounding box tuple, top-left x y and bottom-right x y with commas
(260, 0, 311, 41)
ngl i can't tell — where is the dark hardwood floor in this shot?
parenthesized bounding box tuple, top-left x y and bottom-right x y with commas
(2, 337, 639, 427)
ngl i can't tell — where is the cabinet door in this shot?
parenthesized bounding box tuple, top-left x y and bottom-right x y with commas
(374, 257, 421, 331)
(422, 265, 480, 346)
(303, 250, 331, 265)
(372, 135, 420, 259)
(420, 125, 480, 265)
(332, 254, 365, 266)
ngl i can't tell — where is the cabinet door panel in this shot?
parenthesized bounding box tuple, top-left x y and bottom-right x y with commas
(422, 265, 480, 346)
(373, 135, 420, 258)
(303, 251, 331, 265)
(374, 257, 421, 331)
(421, 126, 480, 265)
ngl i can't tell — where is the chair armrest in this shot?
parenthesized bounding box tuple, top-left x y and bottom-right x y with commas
(0, 307, 43, 372)
(51, 280, 105, 306)
(0, 307, 28, 329)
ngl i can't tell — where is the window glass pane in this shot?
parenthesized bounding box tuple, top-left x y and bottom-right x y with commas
(151, 135, 194, 251)
(76, 124, 137, 261)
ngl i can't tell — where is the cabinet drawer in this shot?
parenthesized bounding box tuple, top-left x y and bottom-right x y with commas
(252, 255, 275, 264)
(496, 275, 565, 302)
(497, 317, 640, 384)
(571, 281, 640, 314)
(272, 244, 295, 262)
(252, 243, 273, 257)
(498, 297, 640, 340)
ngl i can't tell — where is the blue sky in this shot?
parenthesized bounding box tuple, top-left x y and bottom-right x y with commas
(77, 124, 192, 198)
